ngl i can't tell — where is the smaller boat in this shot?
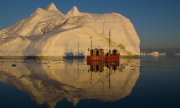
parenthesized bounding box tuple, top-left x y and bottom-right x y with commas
(64, 51, 74, 60)
(87, 30, 120, 61)
(64, 37, 85, 60)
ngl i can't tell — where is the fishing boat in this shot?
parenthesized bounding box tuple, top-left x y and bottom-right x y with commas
(87, 30, 120, 61)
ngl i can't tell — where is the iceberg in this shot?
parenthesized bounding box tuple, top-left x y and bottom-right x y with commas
(0, 3, 140, 57)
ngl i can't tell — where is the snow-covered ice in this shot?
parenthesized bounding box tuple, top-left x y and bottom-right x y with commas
(0, 3, 140, 57)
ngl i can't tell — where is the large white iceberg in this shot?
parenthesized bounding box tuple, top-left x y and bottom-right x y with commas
(0, 3, 140, 57)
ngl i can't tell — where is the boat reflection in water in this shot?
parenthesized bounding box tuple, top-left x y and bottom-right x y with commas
(87, 60, 120, 89)
(0, 58, 140, 108)
(87, 61, 120, 72)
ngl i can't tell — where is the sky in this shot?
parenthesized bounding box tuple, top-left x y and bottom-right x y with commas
(0, 0, 180, 49)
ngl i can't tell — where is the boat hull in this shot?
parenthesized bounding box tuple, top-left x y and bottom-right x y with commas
(86, 55, 120, 61)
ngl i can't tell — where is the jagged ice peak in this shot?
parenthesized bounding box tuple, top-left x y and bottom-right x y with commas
(34, 8, 47, 14)
(71, 6, 79, 13)
(67, 6, 81, 16)
(47, 2, 59, 11)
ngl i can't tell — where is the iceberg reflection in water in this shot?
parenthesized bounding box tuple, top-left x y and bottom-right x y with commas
(0, 58, 140, 108)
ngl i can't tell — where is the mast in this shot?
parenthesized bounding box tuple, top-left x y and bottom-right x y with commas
(78, 37, 79, 55)
(90, 36, 92, 49)
(65, 47, 67, 57)
(109, 30, 111, 55)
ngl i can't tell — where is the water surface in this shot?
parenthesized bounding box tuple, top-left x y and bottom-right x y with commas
(0, 56, 179, 108)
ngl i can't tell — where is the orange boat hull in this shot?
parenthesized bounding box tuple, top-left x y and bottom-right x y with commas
(86, 55, 119, 61)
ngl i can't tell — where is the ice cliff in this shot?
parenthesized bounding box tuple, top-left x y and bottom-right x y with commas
(0, 3, 140, 57)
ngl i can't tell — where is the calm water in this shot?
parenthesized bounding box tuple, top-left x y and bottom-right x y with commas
(0, 56, 180, 108)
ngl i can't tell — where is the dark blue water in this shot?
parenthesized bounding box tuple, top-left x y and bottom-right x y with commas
(0, 56, 180, 108)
